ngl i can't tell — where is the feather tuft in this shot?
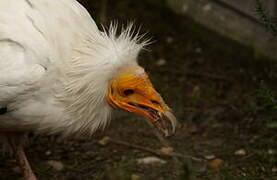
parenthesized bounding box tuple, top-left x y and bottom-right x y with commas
(52, 22, 149, 137)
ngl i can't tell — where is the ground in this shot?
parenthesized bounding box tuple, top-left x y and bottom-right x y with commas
(1, 0, 277, 179)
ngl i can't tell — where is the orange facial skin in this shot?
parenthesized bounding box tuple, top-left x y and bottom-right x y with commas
(107, 65, 177, 136)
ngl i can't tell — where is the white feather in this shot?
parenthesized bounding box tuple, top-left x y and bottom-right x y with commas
(0, 0, 148, 137)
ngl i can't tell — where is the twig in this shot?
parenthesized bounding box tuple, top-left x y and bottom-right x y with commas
(239, 153, 255, 161)
(105, 137, 202, 162)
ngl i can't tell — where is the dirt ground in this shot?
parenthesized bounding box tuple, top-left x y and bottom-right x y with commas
(1, 0, 277, 179)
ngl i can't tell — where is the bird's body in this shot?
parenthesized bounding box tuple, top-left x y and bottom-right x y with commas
(0, 0, 177, 179)
(0, 0, 140, 136)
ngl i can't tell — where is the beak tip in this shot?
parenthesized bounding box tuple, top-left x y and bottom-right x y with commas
(164, 110, 178, 135)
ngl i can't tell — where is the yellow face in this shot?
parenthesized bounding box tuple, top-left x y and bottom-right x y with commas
(107, 65, 177, 136)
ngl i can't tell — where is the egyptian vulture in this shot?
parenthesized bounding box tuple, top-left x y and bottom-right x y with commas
(0, 0, 177, 179)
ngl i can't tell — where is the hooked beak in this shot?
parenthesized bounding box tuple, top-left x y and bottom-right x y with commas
(107, 65, 178, 137)
(108, 85, 178, 136)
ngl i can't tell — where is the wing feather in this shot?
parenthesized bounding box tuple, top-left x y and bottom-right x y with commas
(0, 39, 46, 107)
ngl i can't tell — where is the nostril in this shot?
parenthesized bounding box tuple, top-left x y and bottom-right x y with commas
(151, 100, 160, 105)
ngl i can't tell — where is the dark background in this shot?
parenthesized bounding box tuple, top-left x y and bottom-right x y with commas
(1, 0, 276, 179)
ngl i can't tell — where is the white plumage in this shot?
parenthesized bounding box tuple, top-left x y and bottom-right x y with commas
(0, 1, 176, 179)
(0, 0, 145, 136)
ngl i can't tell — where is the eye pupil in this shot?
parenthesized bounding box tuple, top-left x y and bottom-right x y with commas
(124, 89, 134, 95)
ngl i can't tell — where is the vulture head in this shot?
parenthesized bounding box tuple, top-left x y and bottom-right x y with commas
(53, 24, 178, 137)
(107, 65, 177, 136)
(103, 27, 178, 137)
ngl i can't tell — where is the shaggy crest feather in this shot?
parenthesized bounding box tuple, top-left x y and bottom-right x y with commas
(55, 23, 149, 137)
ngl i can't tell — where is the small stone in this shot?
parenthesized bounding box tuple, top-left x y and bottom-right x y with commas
(45, 150, 52, 156)
(166, 37, 173, 43)
(195, 47, 202, 53)
(234, 149, 247, 156)
(268, 149, 275, 155)
(160, 147, 174, 154)
(203, 4, 212, 11)
(208, 159, 223, 170)
(47, 160, 64, 171)
(204, 155, 216, 160)
(192, 86, 200, 98)
(272, 167, 277, 173)
(156, 59, 166, 66)
(241, 172, 247, 176)
(98, 136, 110, 146)
(137, 156, 166, 165)
(131, 174, 141, 180)
(182, 4, 188, 12)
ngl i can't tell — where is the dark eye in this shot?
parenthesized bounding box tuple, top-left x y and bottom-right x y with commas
(124, 89, 134, 96)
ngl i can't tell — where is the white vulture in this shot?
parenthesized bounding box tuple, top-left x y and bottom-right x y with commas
(0, 0, 177, 179)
